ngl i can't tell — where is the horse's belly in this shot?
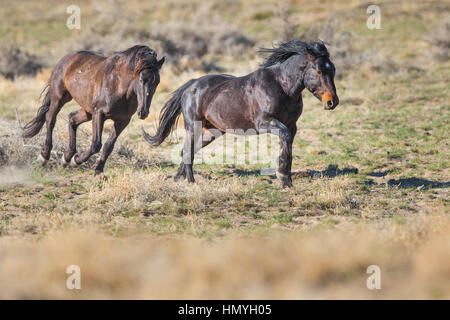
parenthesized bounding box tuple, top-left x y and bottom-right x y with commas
(203, 90, 256, 131)
(105, 101, 137, 120)
(204, 105, 255, 132)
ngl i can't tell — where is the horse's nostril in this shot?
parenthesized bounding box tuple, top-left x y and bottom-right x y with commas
(327, 100, 333, 108)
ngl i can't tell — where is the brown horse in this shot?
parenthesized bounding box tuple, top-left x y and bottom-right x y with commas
(23, 45, 164, 175)
(143, 41, 338, 187)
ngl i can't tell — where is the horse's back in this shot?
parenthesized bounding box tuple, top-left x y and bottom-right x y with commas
(56, 51, 108, 109)
(64, 50, 106, 72)
(192, 74, 236, 90)
(183, 73, 261, 131)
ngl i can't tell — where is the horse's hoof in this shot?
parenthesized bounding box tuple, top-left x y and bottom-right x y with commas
(174, 174, 185, 182)
(37, 154, 48, 166)
(275, 171, 287, 180)
(60, 154, 70, 166)
(94, 171, 107, 181)
(282, 180, 293, 188)
(276, 171, 293, 188)
(70, 154, 80, 167)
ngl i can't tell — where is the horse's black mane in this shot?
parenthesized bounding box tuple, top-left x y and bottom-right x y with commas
(259, 40, 329, 68)
(118, 45, 158, 74)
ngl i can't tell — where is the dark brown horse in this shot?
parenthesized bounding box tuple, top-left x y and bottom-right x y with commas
(23, 45, 164, 175)
(143, 41, 338, 187)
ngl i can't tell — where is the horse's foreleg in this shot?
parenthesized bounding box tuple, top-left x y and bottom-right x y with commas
(286, 124, 297, 177)
(94, 118, 130, 175)
(73, 111, 104, 165)
(62, 110, 91, 165)
(257, 118, 293, 188)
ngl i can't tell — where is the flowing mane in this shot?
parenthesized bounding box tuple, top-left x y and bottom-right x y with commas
(116, 45, 158, 76)
(259, 40, 329, 68)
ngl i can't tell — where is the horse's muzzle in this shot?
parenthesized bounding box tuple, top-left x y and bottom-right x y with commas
(323, 96, 339, 110)
(138, 110, 148, 119)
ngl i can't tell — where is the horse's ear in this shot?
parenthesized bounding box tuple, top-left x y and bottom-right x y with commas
(155, 56, 165, 69)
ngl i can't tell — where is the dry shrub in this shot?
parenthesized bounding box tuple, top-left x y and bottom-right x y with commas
(0, 43, 44, 80)
(0, 118, 71, 168)
(276, 4, 299, 42)
(427, 17, 450, 62)
(54, 1, 255, 73)
(0, 121, 34, 167)
(139, 20, 255, 71)
(210, 31, 255, 57)
(55, 1, 146, 57)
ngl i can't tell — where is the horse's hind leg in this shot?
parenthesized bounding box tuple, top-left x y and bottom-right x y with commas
(61, 109, 91, 165)
(175, 123, 222, 182)
(40, 90, 72, 163)
(179, 128, 195, 182)
(177, 123, 200, 183)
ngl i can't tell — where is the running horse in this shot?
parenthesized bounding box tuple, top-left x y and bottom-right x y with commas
(23, 45, 164, 175)
(143, 40, 339, 187)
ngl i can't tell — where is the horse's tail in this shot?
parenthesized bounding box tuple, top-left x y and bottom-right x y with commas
(22, 85, 51, 138)
(142, 80, 194, 147)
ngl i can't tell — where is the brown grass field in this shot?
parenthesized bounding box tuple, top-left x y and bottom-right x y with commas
(0, 0, 448, 299)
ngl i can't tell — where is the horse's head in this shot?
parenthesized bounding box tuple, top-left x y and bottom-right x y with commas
(133, 49, 165, 119)
(303, 43, 339, 110)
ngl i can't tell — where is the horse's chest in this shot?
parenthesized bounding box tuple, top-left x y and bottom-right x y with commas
(103, 97, 137, 119)
(279, 98, 303, 125)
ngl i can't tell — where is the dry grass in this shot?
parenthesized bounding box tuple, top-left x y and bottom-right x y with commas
(0, 0, 449, 299)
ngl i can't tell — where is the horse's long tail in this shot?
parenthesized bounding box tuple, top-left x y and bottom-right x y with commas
(142, 80, 194, 147)
(22, 85, 51, 138)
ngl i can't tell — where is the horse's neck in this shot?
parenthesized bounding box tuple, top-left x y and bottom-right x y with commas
(273, 56, 307, 98)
